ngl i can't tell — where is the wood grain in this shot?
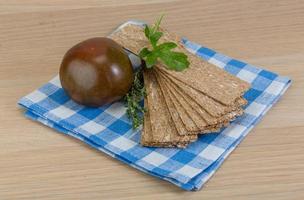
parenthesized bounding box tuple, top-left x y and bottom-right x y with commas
(0, 0, 304, 199)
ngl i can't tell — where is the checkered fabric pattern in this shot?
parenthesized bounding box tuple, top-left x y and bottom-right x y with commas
(18, 21, 291, 191)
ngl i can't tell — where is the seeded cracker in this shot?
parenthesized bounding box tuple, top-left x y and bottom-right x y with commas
(141, 70, 197, 147)
(110, 23, 250, 147)
(156, 69, 244, 135)
(155, 70, 206, 131)
(109, 24, 250, 105)
(152, 71, 199, 135)
(156, 69, 246, 124)
(157, 68, 247, 117)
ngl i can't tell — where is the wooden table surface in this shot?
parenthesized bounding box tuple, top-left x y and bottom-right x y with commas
(1, 0, 304, 199)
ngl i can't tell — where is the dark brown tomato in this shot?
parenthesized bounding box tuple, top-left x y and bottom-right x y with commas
(60, 37, 133, 107)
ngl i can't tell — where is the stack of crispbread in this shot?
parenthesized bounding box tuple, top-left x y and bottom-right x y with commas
(110, 24, 250, 148)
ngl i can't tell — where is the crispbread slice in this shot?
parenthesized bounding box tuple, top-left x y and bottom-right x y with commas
(109, 24, 250, 105)
(152, 70, 200, 135)
(155, 70, 206, 131)
(156, 69, 246, 122)
(143, 142, 191, 148)
(157, 68, 247, 117)
(141, 70, 197, 147)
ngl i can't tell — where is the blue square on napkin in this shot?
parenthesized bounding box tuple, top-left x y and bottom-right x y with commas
(18, 21, 291, 191)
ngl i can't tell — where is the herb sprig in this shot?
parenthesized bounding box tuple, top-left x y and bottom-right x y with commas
(124, 70, 146, 129)
(139, 15, 190, 71)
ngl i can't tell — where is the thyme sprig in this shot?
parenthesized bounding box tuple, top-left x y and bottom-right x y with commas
(124, 70, 146, 129)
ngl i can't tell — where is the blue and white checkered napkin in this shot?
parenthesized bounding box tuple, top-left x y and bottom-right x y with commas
(18, 22, 291, 191)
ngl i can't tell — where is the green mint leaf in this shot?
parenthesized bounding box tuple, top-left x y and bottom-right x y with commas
(170, 51, 188, 60)
(145, 52, 158, 68)
(139, 47, 151, 58)
(159, 50, 189, 71)
(149, 31, 163, 47)
(156, 42, 177, 51)
(144, 25, 150, 38)
(139, 15, 189, 71)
